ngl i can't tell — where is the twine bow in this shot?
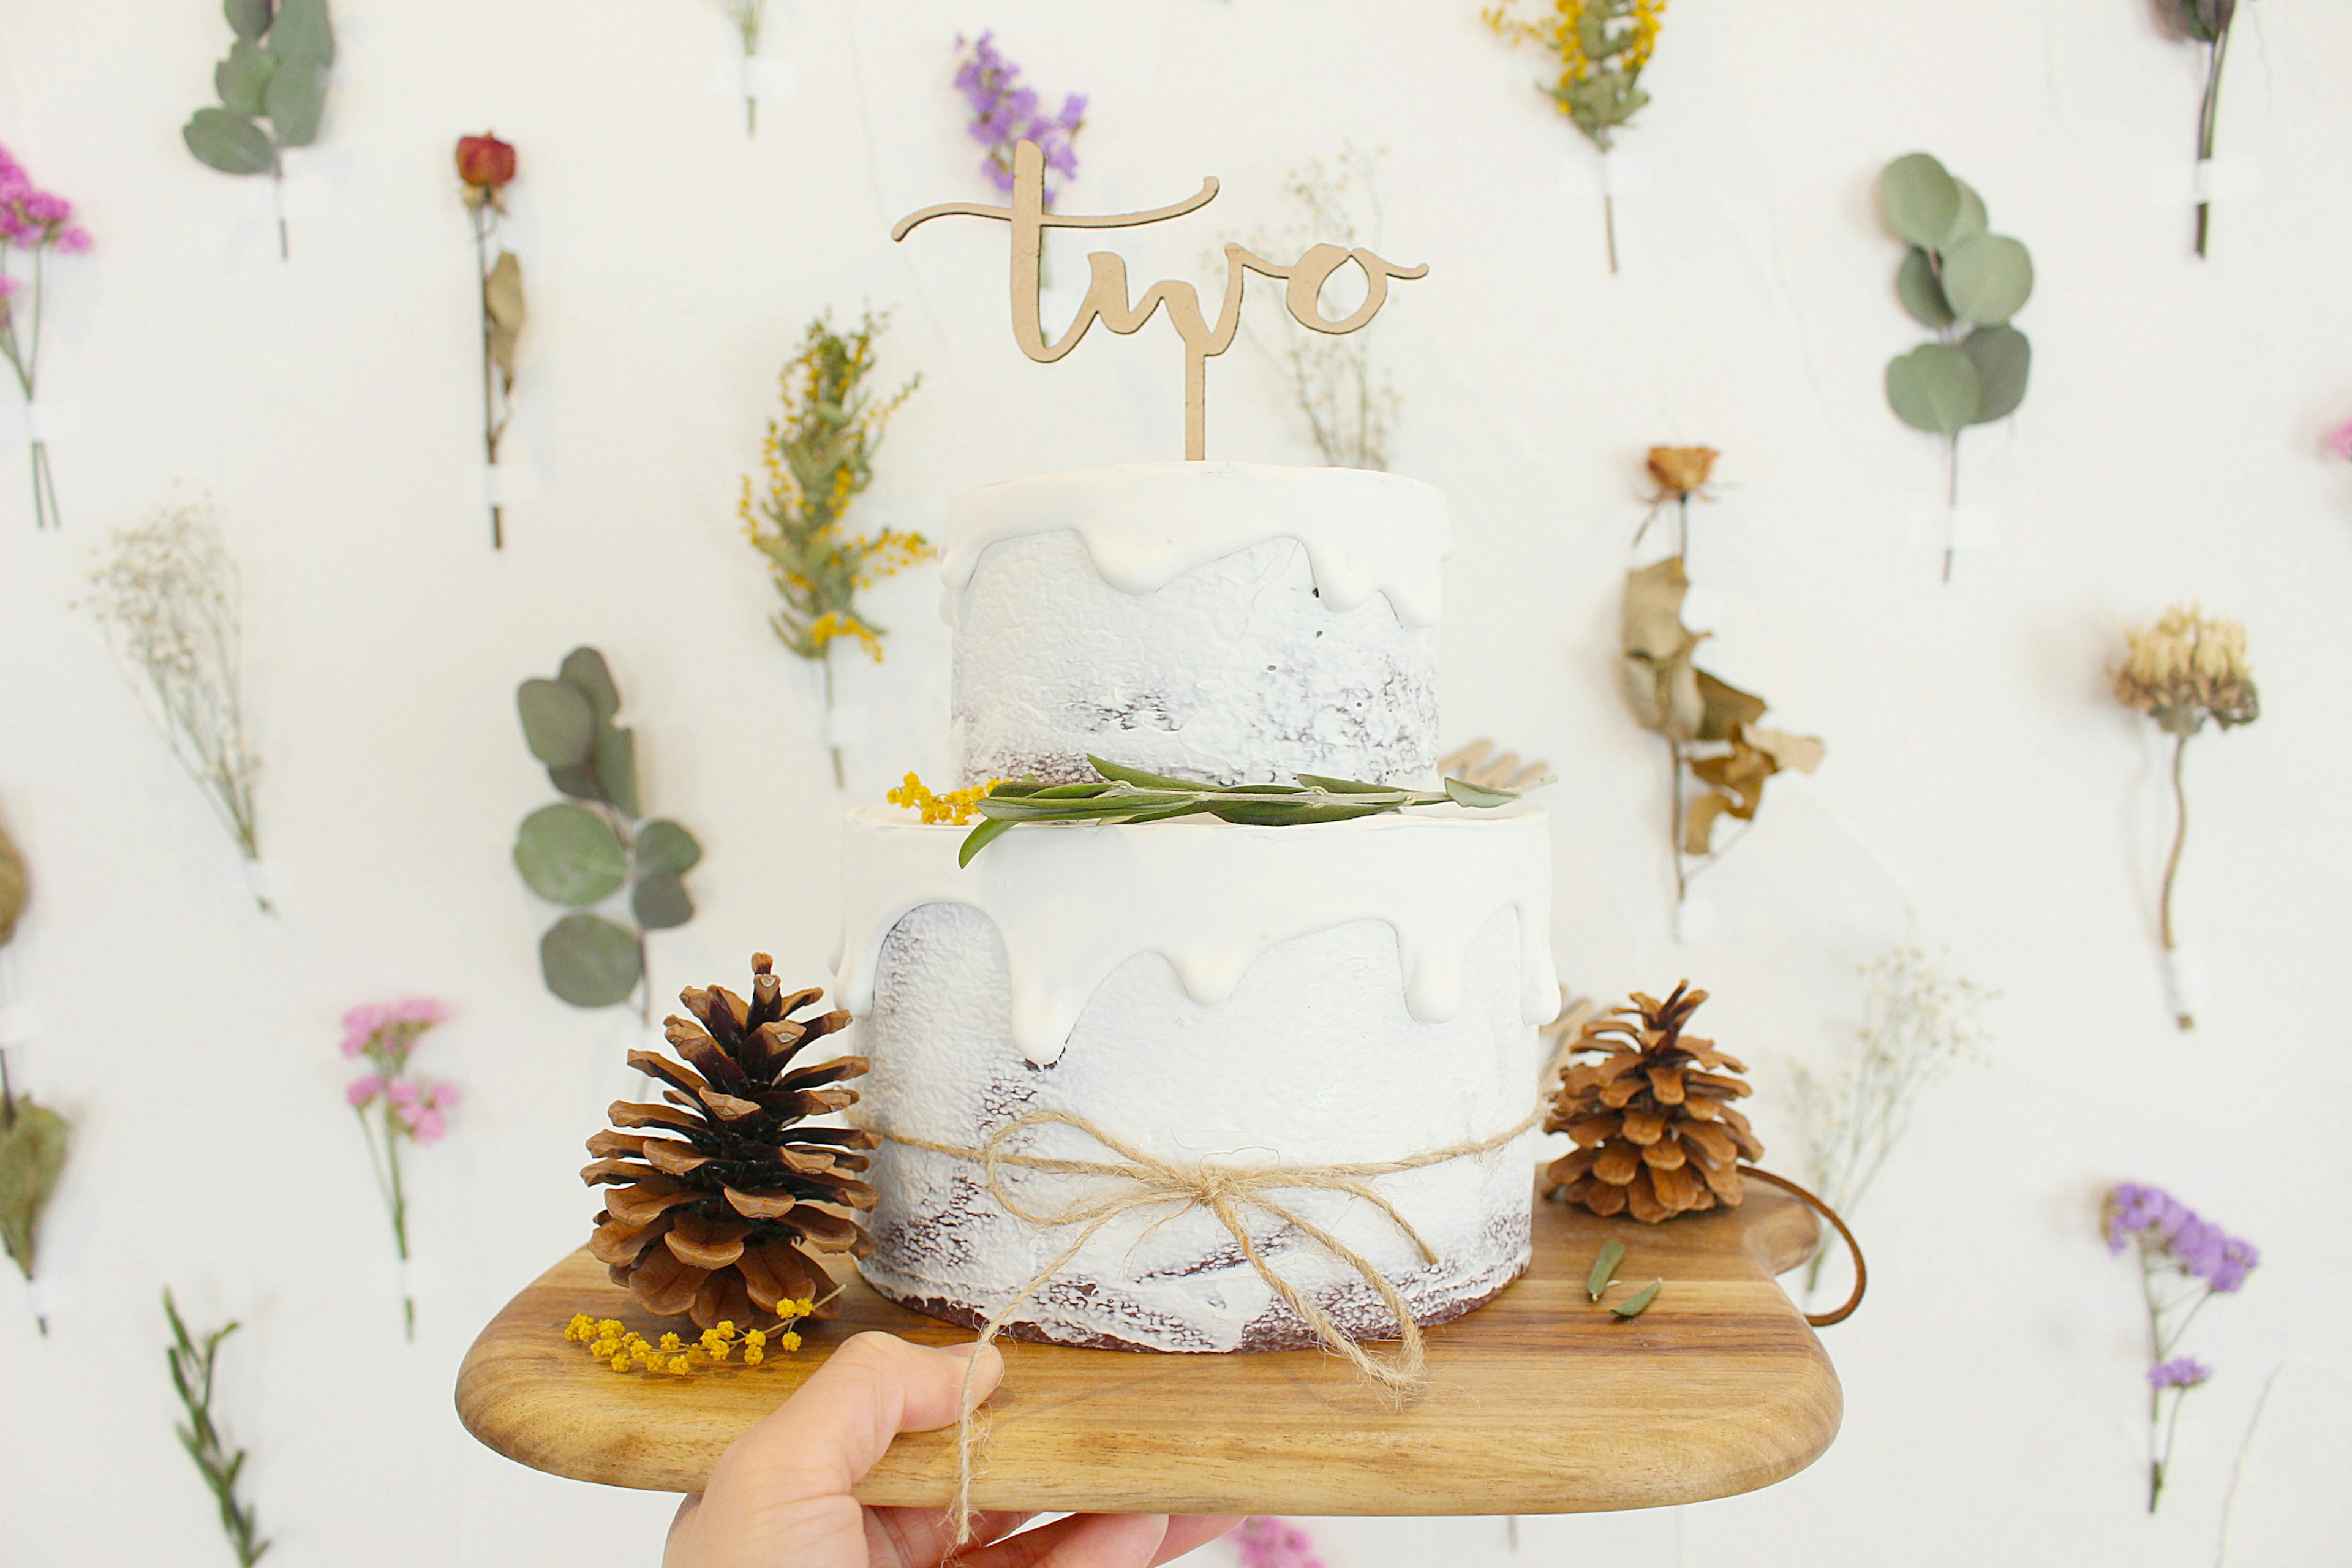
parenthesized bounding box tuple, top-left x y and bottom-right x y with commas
(867, 1106, 1545, 1544)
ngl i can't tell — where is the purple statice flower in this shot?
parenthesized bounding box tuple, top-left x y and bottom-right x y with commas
(1233, 1517, 1324, 1568)
(952, 32, 1086, 205)
(2104, 1181, 2258, 1292)
(2147, 1357, 2211, 1390)
(340, 996, 452, 1058)
(0, 142, 91, 256)
(2328, 421, 2352, 462)
(387, 1078, 459, 1144)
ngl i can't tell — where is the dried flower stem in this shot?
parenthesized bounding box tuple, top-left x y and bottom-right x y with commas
(354, 1101, 415, 1338)
(1942, 434, 1961, 584)
(472, 206, 507, 548)
(164, 1291, 270, 1566)
(723, 0, 767, 136)
(1, 247, 60, 530)
(2194, 26, 2231, 259)
(2161, 731, 2193, 1028)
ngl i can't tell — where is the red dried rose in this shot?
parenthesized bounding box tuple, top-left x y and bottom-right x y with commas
(456, 134, 516, 203)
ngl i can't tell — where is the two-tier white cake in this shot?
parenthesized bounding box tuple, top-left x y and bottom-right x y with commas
(837, 461, 1558, 1352)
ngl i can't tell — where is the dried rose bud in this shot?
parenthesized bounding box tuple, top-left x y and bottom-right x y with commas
(456, 134, 517, 206)
(2114, 604, 2258, 735)
(1646, 445, 1719, 499)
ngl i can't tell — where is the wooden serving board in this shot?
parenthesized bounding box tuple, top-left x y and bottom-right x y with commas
(456, 1174, 1838, 1516)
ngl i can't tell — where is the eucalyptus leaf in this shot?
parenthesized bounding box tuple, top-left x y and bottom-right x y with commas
(548, 764, 600, 801)
(1881, 153, 1959, 251)
(0, 827, 25, 946)
(1961, 324, 2032, 424)
(593, 725, 640, 819)
(631, 870, 694, 931)
(1947, 180, 1989, 248)
(633, 819, 703, 875)
(540, 913, 641, 1009)
(266, 0, 335, 64)
(0, 1100, 69, 1277)
(183, 108, 276, 176)
(1886, 343, 1982, 435)
(1585, 1238, 1625, 1302)
(224, 0, 273, 42)
(513, 803, 628, 906)
(1610, 1279, 1663, 1319)
(1895, 249, 1954, 329)
(1940, 233, 2034, 326)
(517, 677, 595, 767)
(214, 40, 276, 117)
(559, 648, 620, 725)
(263, 56, 328, 147)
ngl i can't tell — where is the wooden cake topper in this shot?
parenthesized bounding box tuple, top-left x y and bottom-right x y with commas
(892, 140, 1427, 461)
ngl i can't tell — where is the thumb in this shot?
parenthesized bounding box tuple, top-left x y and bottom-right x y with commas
(722, 1332, 1006, 1497)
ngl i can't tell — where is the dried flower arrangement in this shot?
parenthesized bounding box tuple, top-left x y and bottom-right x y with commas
(955, 757, 1533, 866)
(584, 955, 875, 1332)
(1619, 556, 1822, 920)
(1880, 153, 2035, 582)
(0, 1048, 67, 1336)
(342, 998, 456, 1340)
(714, 0, 769, 135)
(2106, 1183, 2258, 1511)
(1483, 0, 1666, 273)
(1635, 445, 1717, 562)
(83, 501, 268, 908)
(2113, 605, 2258, 1031)
(456, 134, 524, 549)
(954, 32, 1087, 206)
(740, 311, 930, 788)
(164, 1291, 270, 1566)
(2154, 0, 2247, 258)
(1, 143, 92, 532)
(1237, 146, 1403, 470)
(1795, 947, 1991, 1295)
(514, 648, 704, 1021)
(562, 1308, 813, 1375)
(183, 0, 335, 261)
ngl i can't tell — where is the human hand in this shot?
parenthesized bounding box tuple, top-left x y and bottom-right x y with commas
(665, 1330, 1242, 1568)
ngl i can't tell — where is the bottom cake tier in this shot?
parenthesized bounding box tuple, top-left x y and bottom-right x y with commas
(835, 805, 1558, 1352)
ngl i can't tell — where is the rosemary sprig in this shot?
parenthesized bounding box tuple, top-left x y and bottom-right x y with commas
(957, 756, 1542, 866)
(164, 1291, 270, 1567)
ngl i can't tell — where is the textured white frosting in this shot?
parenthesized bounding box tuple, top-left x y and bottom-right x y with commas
(951, 530, 1438, 789)
(848, 891, 1548, 1352)
(836, 805, 1558, 1066)
(940, 462, 1453, 627)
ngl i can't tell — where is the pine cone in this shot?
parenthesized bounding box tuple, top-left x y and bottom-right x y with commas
(1544, 982, 1764, 1223)
(583, 954, 876, 1330)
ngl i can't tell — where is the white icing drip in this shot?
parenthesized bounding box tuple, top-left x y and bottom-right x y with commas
(835, 803, 1558, 1066)
(938, 461, 1453, 630)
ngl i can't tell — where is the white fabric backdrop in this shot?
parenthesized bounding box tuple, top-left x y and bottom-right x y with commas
(2, 1, 2348, 1563)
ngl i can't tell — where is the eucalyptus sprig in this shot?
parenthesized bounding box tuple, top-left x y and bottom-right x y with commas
(957, 756, 1537, 866)
(183, 0, 336, 262)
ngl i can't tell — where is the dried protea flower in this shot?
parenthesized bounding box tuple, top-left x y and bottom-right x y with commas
(2114, 605, 2259, 736)
(1646, 445, 1719, 500)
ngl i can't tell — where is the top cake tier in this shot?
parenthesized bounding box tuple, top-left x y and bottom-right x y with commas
(943, 462, 1452, 788)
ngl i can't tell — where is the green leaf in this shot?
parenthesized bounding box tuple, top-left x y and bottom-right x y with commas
(1894, 249, 1953, 329)
(0, 1101, 69, 1276)
(1940, 234, 2033, 327)
(0, 826, 25, 946)
(1610, 1279, 1662, 1319)
(594, 726, 640, 820)
(1585, 1238, 1625, 1302)
(214, 40, 276, 116)
(1208, 801, 1395, 826)
(224, 0, 273, 41)
(957, 816, 1018, 867)
(513, 803, 628, 906)
(1947, 179, 1989, 248)
(548, 764, 600, 801)
(1885, 343, 1981, 435)
(559, 648, 620, 725)
(540, 914, 641, 1009)
(631, 870, 693, 931)
(266, 0, 334, 64)
(1961, 324, 2031, 424)
(1292, 774, 1398, 796)
(263, 56, 328, 148)
(1442, 777, 1520, 809)
(1881, 153, 1959, 251)
(1086, 756, 1210, 791)
(183, 108, 276, 176)
(633, 820, 703, 875)
(517, 677, 595, 767)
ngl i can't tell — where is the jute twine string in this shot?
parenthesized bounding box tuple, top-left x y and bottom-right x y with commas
(864, 1105, 1548, 1545)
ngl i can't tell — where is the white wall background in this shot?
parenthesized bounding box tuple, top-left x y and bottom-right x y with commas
(4, 1, 2350, 1563)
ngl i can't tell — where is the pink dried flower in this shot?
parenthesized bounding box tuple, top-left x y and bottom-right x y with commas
(346, 1073, 383, 1109)
(2328, 420, 2352, 462)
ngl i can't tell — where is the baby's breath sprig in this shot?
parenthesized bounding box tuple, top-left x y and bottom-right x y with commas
(741, 309, 930, 790)
(887, 772, 997, 826)
(563, 1305, 814, 1376)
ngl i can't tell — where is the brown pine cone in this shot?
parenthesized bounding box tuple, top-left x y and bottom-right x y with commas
(582, 954, 876, 1330)
(1544, 982, 1763, 1223)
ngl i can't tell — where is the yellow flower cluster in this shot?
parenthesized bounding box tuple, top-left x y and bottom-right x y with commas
(563, 1310, 811, 1376)
(886, 772, 997, 826)
(1483, 0, 1664, 85)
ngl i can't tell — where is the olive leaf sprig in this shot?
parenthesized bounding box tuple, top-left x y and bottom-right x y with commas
(956, 756, 1537, 866)
(183, 0, 336, 262)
